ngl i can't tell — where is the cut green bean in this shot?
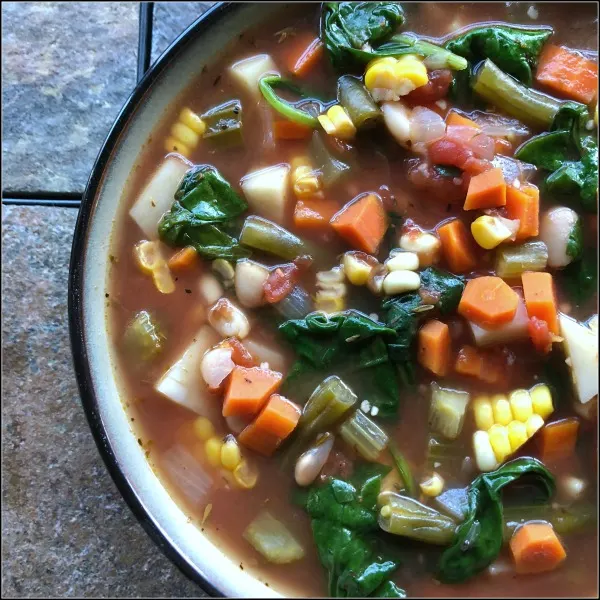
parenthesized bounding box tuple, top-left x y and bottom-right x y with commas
(337, 76, 381, 130)
(122, 311, 165, 362)
(309, 131, 351, 188)
(243, 511, 305, 564)
(473, 60, 562, 129)
(378, 492, 457, 545)
(240, 215, 306, 260)
(495, 240, 548, 279)
(388, 441, 417, 498)
(339, 409, 389, 461)
(201, 99, 243, 147)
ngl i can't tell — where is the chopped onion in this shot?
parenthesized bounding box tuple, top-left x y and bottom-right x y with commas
(446, 124, 478, 143)
(492, 155, 537, 184)
(496, 216, 521, 241)
(161, 444, 213, 504)
(468, 133, 495, 160)
(472, 111, 530, 139)
(410, 106, 446, 144)
(225, 415, 251, 435)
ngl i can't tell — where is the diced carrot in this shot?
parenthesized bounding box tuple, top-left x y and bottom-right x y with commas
(454, 345, 504, 384)
(222, 366, 283, 418)
(527, 317, 553, 354)
(294, 199, 339, 230)
(536, 44, 598, 104)
(330, 193, 388, 254)
(458, 276, 519, 328)
(290, 36, 324, 78)
(273, 120, 313, 141)
(418, 320, 451, 376)
(437, 219, 477, 273)
(224, 338, 256, 368)
(538, 418, 580, 463)
(464, 167, 507, 210)
(446, 110, 480, 129)
(167, 246, 199, 271)
(510, 523, 567, 574)
(238, 394, 301, 456)
(505, 184, 539, 240)
(521, 272, 559, 334)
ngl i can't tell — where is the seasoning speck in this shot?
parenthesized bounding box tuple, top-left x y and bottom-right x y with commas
(105, 293, 109, 298)
(185, 288, 192, 294)
(527, 5, 539, 19)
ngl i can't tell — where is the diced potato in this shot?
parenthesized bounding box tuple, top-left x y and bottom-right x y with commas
(468, 295, 529, 347)
(241, 164, 290, 225)
(229, 54, 279, 99)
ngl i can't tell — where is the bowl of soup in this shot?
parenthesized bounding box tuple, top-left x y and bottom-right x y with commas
(69, 2, 598, 597)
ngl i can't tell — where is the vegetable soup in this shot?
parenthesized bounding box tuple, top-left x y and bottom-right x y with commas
(108, 2, 598, 597)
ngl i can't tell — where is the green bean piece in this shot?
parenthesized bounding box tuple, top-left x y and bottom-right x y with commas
(473, 60, 562, 129)
(259, 76, 320, 128)
(338, 409, 389, 461)
(388, 442, 417, 498)
(337, 76, 381, 130)
(309, 131, 351, 188)
(201, 99, 243, 147)
(239, 215, 306, 260)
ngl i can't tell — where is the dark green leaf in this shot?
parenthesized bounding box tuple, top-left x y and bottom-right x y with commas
(373, 581, 407, 597)
(438, 458, 555, 583)
(560, 249, 598, 305)
(433, 165, 463, 179)
(515, 131, 575, 171)
(566, 219, 583, 260)
(419, 267, 465, 314)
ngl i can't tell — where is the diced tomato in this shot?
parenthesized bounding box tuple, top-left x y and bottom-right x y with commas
(428, 137, 474, 169)
(225, 338, 256, 367)
(407, 160, 468, 204)
(528, 316, 553, 354)
(405, 69, 453, 105)
(462, 156, 493, 175)
(263, 264, 299, 304)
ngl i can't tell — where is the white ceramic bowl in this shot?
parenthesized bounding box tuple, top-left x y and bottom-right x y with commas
(68, 3, 291, 596)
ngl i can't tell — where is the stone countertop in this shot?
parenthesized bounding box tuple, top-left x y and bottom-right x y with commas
(2, 2, 215, 597)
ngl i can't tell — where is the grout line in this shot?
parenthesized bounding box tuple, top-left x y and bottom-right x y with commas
(137, 2, 154, 82)
(2, 198, 82, 208)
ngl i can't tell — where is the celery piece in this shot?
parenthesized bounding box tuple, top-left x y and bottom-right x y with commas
(309, 131, 351, 188)
(273, 285, 312, 320)
(201, 99, 243, 147)
(495, 240, 548, 279)
(240, 215, 306, 260)
(473, 60, 562, 129)
(378, 492, 457, 545)
(429, 384, 470, 440)
(123, 311, 165, 362)
(339, 409, 389, 461)
(337, 76, 381, 130)
(243, 511, 305, 564)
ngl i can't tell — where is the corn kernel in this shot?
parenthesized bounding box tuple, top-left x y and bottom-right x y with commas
(420, 472, 445, 497)
(488, 424, 512, 463)
(365, 58, 398, 91)
(473, 396, 494, 431)
(205, 437, 223, 467)
(507, 420, 528, 451)
(233, 460, 259, 489)
(530, 384, 553, 419)
(318, 114, 336, 135)
(290, 155, 311, 170)
(343, 252, 374, 286)
(171, 122, 200, 148)
(315, 291, 345, 313)
(164, 136, 191, 157)
(179, 107, 206, 135)
(221, 435, 242, 471)
(473, 430, 499, 472)
(394, 54, 428, 88)
(192, 417, 215, 441)
(319, 105, 356, 140)
(525, 414, 545, 437)
(491, 395, 513, 426)
(471, 216, 513, 250)
(292, 165, 321, 199)
(134, 241, 175, 294)
(509, 389, 533, 422)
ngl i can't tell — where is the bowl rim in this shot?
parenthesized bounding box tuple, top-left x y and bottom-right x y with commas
(68, 3, 241, 596)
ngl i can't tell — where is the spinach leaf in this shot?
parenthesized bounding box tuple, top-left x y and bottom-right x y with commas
(438, 458, 555, 583)
(279, 311, 400, 416)
(566, 218, 583, 260)
(321, 2, 405, 70)
(300, 464, 406, 597)
(419, 267, 465, 314)
(445, 26, 552, 86)
(158, 165, 250, 259)
(513, 131, 574, 171)
(560, 249, 598, 305)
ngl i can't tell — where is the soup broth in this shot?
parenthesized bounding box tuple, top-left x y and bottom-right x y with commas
(108, 3, 598, 597)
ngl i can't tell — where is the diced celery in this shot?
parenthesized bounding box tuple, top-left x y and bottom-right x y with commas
(429, 384, 470, 440)
(273, 285, 313, 320)
(123, 311, 165, 362)
(201, 99, 243, 147)
(425, 434, 469, 476)
(240, 215, 306, 260)
(495, 240, 548, 279)
(243, 511, 305, 564)
(339, 409, 389, 461)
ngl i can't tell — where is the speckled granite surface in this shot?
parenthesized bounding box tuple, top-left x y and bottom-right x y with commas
(1, 206, 205, 598)
(1, 2, 138, 194)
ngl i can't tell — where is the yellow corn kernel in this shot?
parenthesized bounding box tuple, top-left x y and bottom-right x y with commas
(509, 389, 533, 422)
(471, 216, 513, 250)
(164, 136, 190, 157)
(179, 107, 206, 135)
(171, 122, 200, 149)
(192, 417, 215, 441)
(530, 384, 553, 419)
(134, 241, 175, 294)
(473, 396, 494, 431)
(343, 252, 374, 286)
(292, 165, 321, 199)
(204, 437, 223, 467)
(233, 460, 259, 489)
(221, 435, 242, 471)
(327, 105, 356, 139)
(488, 424, 512, 463)
(318, 114, 336, 135)
(420, 472, 445, 497)
(525, 413, 545, 437)
(491, 395, 513, 426)
(291, 155, 311, 170)
(473, 430, 499, 472)
(507, 420, 528, 452)
(364, 57, 398, 91)
(315, 291, 346, 313)
(394, 54, 428, 88)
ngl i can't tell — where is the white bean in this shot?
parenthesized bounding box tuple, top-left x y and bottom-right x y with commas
(294, 435, 335, 487)
(539, 206, 579, 268)
(208, 298, 250, 339)
(381, 101, 412, 148)
(383, 270, 421, 295)
(198, 273, 224, 305)
(386, 251, 419, 272)
(235, 259, 269, 308)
